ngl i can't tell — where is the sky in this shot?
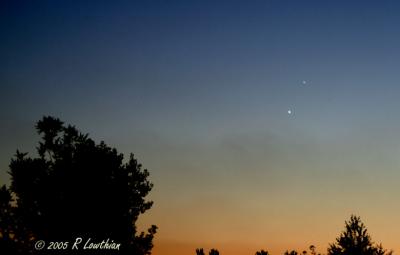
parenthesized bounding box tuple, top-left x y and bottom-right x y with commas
(2, 0, 400, 254)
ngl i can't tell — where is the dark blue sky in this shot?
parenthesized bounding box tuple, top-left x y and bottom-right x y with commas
(2, 1, 400, 253)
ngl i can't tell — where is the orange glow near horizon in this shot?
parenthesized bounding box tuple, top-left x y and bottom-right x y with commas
(149, 236, 398, 255)
(138, 202, 400, 255)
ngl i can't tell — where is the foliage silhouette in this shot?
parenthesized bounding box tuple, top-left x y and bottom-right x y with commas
(0, 116, 157, 254)
(196, 248, 205, 255)
(256, 250, 270, 255)
(309, 245, 316, 255)
(0, 185, 27, 253)
(195, 248, 219, 255)
(284, 251, 298, 255)
(328, 215, 392, 255)
(209, 249, 220, 255)
(283, 245, 321, 255)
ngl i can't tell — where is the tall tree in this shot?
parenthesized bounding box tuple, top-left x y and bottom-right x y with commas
(0, 116, 157, 254)
(328, 215, 392, 255)
(256, 250, 270, 255)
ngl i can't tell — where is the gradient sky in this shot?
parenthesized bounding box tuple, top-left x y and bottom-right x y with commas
(2, 1, 400, 254)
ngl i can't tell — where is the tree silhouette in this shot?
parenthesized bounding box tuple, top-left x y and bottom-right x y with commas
(196, 248, 205, 255)
(209, 248, 220, 255)
(284, 251, 298, 255)
(0, 116, 157, 254)
(308, 244, 322, 255)
(256, 250, 270, 255)
(0, 185, 26, 253)
(328, 215, 392, 255)
(309, 245, 316, 255)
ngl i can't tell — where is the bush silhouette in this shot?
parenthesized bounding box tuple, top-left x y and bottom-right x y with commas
(0, 116, 157, 254)
(209, 249, 220, 255)
(256, 250, 270, 255)
(328, 215, 392, 255)
(196, 248, 205, 255)
(284, 251, 298, 255)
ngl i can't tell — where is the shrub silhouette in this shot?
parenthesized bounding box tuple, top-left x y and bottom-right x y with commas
(0, 116, 157, 254)
(195, 248, 219, 255)
(209, 249, 220, 255)
(328, 215, 392, 255)
(281, 245, 322, 255)
(256, 250, 270, 255)
(284, 251, 298, 255)
(196, 248, 205, 255)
